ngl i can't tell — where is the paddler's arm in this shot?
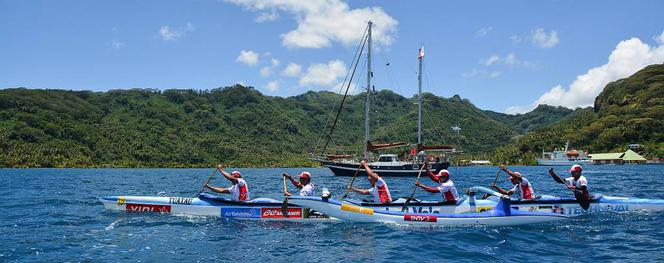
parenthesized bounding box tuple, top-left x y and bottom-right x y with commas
(415, 181, 440, 193)
(349, 187, 370, 195)
(424, 161, 441, 183)
(500, 165, 517, 177)
(283, 173, 303, 188)
(217, 164, 238, 184)
(491, 183, 512, 195)
(361, 160, 380, 181)
(205, 184, 230, 194)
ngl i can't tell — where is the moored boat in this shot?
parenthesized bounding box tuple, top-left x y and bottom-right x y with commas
(99, 193, 331, 221)
(287, 195, 567, 226)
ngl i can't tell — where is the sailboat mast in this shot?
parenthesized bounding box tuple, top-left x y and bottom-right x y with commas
(364, 21, 372, 158)
(417, 46, 423, 146)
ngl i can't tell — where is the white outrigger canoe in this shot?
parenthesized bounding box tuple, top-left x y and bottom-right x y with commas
(99, 193, 330, 221)
(355, 187, 664, 216)
(287, 194, 567, 226)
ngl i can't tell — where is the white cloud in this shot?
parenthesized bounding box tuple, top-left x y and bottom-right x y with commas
(159, 22, 195, 41)
(475, 26, 493, 37)
(282, 63, 302, 77)
(271, 58, 280, 67)
(265, 80, 280, 91)
(510, 35, 522, 44)
(505, 35, 664, 114)
(236, 50, 260, 66)
(256, 10, 279, 22)
(462, 69, 501, 79)
(300, 59, 347, 86)
(531, 28, 559, 48)
(655, 31, 664, 45)
(480, 53, 533, 68)
(260, 67, 272, 77)
(111, 39, 125, 49)
(226, 0, 398, 49)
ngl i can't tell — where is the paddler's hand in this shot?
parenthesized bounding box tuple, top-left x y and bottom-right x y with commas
(217, 164, 224, 171)
(491, 183, 497, 189)
(567, 185, 576, 190)
(548, 168, 555, 176)
(282, 173, 291, 179)
(414, 181, 422, 187)
(360, 160, 367, 167)
(499, 165, 506, 171)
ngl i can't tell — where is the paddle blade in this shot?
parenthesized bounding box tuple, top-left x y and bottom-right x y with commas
(548, 169, 566, 184)
(281, 198, 289, 218)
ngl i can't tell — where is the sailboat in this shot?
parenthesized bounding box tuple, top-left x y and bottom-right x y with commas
(310, 21, 453, 177)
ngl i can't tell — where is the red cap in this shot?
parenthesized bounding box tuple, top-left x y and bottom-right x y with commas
(438, 169, 450, 177)
(298, 171, 311, 180)
(231, 171, 241, 178)
(568, 165, 582, 173)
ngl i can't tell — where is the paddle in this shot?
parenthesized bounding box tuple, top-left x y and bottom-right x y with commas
(341, 162, 364, 200)
(548, 168, 590, 210)
(483, 168, 503, 199)
(402, 162, 428, 210)
(195, 168, 217, 197)
(282, 173, 289, 218)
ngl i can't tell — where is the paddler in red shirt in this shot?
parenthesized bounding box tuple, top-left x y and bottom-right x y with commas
(348, 160, 393, 204)
(205, 164, 250, 201)
(414, 160, 459, 202)
(491, 166, 536, 200)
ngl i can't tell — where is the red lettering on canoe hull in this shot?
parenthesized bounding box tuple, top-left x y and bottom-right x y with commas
(260, 208, 303, 218)
(404, 214, 437, 222)
(126, 203, 172, 213)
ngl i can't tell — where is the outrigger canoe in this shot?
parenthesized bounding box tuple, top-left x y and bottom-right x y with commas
(99, 193, 330, 221)
(287, 194, 567, 226)
(353, 187, 664, 216)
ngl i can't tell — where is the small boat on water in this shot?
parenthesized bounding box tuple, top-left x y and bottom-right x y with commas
(537, 141, 592, 166)
(288, 194, 567, 226)
(99, 193, 330, 221)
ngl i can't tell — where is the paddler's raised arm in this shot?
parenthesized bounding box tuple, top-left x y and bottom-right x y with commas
(424, 160, 441, 183)
(361, 160, 379, 180)
(283, 173, 303, 188)
(500, 165, 518, 178)
(217, 164, 238, 183)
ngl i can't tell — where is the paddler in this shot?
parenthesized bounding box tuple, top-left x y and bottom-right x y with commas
(491, 166, 536, 200)
(283, 171, 314, 196)
(349, 160, 393, 204)
(205, 164, 250, 201)
(565, 164, 589, 199)
(414, 161, 459, 202)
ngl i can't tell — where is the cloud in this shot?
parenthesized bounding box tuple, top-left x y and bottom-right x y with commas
(260, 67, 272, 77)
(505, 35, 664, 114)
(462, 69, 501, 79)
(480, 53, 533, 68)
(159, 22, 195, 41)
(111, 39, 125, 49)
(655, 31, 664, 45)
(510, 35, 522, 44)
(282, 63, 302, 77)
(271, 58, 280, 66)
(256, 10, 279, 22)
(531, 28, 559, 48)
(226, 0, 398, 49)
(265, 80, 280, 91)
(236, 50, 260, 66)
(300, 59, 347, 86)
(475, 26, 493, 37)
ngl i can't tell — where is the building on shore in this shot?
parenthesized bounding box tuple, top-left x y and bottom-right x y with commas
(589, 149, 647, 165)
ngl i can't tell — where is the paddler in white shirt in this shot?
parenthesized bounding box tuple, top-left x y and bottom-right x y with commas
(414, 160, 459, 202)
(205, 164, 250, 201)
(349, 160, 393, 204)
(491, 166, 536, 200)
(283, 171, 315, 196)
(565, 164, 589, 199)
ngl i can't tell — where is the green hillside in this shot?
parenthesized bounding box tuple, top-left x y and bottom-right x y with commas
(484, 104, 577, 133)
(0, 86, 522, 167)
(490, 64, 664, 164)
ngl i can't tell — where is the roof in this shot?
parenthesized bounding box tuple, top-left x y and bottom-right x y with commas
(590, 152, 624, 160)
(622, 149, 646, 161)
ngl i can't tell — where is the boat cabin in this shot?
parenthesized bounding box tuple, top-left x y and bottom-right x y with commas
(377, 154, 399, 163)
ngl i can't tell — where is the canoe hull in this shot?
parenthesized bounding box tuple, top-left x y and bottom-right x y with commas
(99, 194, 331, 221)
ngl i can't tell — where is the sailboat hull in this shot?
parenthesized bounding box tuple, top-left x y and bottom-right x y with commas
(321, 160, 450, 177)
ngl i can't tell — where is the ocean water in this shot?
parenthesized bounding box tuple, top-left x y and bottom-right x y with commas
(1, 165, 663, 262)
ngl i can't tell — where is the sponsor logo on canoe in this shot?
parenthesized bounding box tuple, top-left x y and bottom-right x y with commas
(221, 207, 260, 218)
(260, 208, 303, 218)
(117, 197, 126, 205)
(404, 215, 437, 222)
(126, 203, 171, 213)
(168, 197, 193, 205)
(516, 204, 629, 215)
(397, 206, 441, 214)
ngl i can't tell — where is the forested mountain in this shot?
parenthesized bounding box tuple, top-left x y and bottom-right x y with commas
(1, 64, 661, 167)
(490, 64, 664, 164)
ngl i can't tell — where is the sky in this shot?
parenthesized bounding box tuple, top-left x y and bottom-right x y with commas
(1, 0, 663, 113)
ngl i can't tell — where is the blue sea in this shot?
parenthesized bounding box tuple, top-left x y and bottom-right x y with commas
(1, 165, 663, 262)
